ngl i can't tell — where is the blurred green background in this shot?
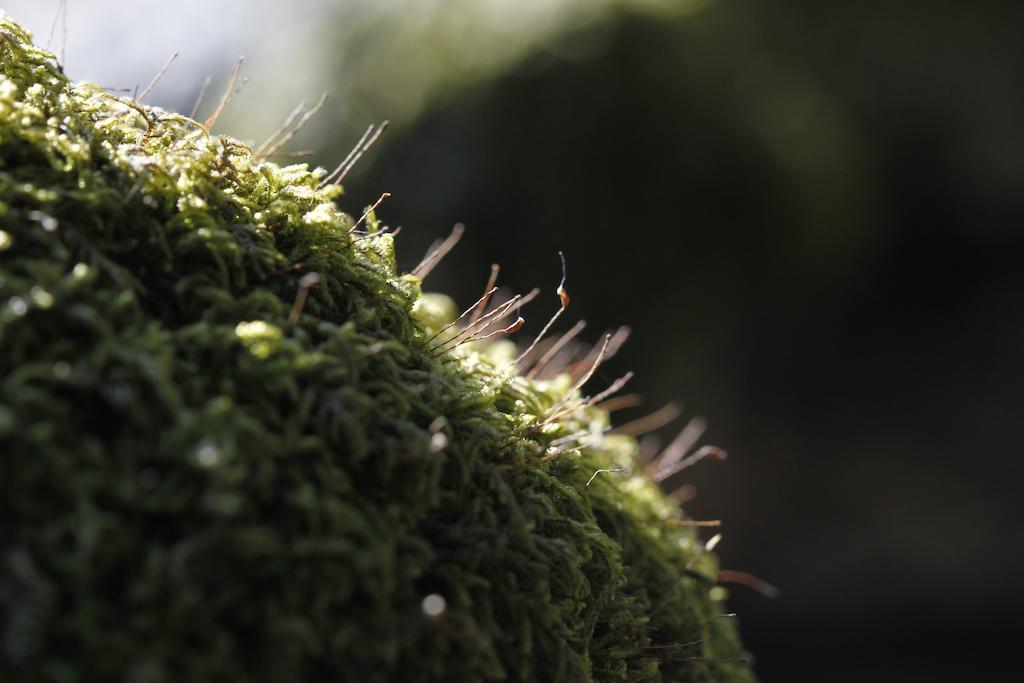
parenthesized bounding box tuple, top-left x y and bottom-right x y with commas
(7, 1, 1023, 680)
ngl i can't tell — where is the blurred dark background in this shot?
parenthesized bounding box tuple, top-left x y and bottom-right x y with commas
(339, 3, 1024, 681)
(9, 1, 1024, 680)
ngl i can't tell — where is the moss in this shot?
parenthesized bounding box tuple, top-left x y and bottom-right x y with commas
(0, 14, 753, 682)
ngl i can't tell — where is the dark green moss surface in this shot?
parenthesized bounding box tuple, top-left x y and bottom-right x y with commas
(0, 15, 754, 682)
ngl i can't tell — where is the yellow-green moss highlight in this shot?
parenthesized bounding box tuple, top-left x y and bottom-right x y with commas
(0, 14, 753, 682)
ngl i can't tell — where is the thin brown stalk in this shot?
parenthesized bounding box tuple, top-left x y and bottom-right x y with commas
(667, 483, 697, 504)
(347, 192, 391, 235)
(189, 74, 213, 119)
(269, 150, 314, 158)
(260, 92, 328, 159)
(547, 429, 591, 449)
(717, 569, 780, 599)
(255, 99, 308, 156)
(431, 294, 522, 354)
(538, 333, 611, 428)
(516, 287, 541, 308)
(514, 252, 569, 366)
(443, 316, 525, 354)
(468, 264, 500, 328)
(138, 51, 179, 103)
(665, 519, 721, 528)
(318, 125, 373, 188)
(585, 372, 634, 408)
(593, 393, 642, 413)
(47, 0, 68, 64)
(424, 286, 499, 346)
(612, 401, 683, 437)
(527, 320, 586, 379)
(287, 272, 321, 327)
(412, 224, 465, 280)
(46, 0, 65, 52)
(544, 371, 634, 426)
(564, 333, 610, 394)
(651, 445, 726, 483)
(204, 57, 244, 131)
(352, 225, 401, 243)
(566, 325, 630, 381)
(637, 435, 662, 463)
(333, 120, 389, 186)
(648, 416, 707, 476)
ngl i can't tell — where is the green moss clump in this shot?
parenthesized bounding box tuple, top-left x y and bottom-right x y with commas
(0, 15, 753, 682)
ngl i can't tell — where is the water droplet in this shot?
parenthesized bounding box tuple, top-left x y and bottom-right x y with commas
(28, 210, 58, 232)
(8, 297, 27, 316)
(30, 287, 53, 308)
(429, 432, 448, 453)
(195, 439, 222, 467)
(421, 593, 446, 618)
